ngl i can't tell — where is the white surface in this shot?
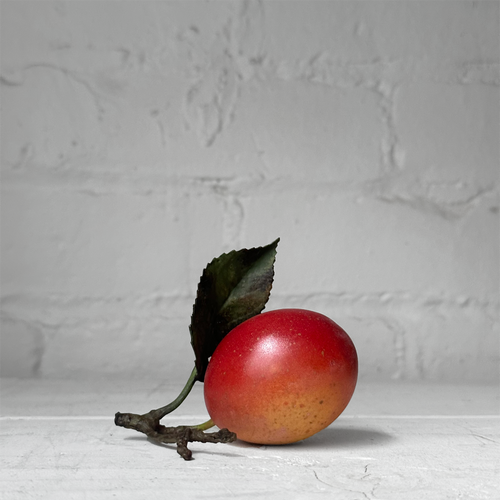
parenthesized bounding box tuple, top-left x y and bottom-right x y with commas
(1, 379, 499, 499)
(1, 0, 499, 383)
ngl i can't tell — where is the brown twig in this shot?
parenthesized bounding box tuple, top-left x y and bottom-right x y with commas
(114, 410, 236, 460)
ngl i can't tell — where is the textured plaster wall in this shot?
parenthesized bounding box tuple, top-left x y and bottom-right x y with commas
(1, 1, 498, 383)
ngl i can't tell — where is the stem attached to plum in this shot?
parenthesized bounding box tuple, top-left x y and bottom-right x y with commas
(114, 365, 233, 460)
(192, 418, 215, 431)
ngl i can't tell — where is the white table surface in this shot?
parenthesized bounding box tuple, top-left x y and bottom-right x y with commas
(1, 378, 499, 499)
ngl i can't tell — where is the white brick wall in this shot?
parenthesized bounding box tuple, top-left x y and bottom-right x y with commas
(1, 1, 498, 383)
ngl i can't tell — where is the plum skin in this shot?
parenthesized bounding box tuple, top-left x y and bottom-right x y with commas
(203, 308, 358, 445)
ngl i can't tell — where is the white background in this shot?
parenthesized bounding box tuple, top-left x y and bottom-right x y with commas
(1, 0, 498, 384)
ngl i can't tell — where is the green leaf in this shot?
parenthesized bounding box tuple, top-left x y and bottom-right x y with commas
(189, 238, 279, 382)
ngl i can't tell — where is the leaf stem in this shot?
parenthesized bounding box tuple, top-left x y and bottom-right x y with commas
(151, 365, 198, 420)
